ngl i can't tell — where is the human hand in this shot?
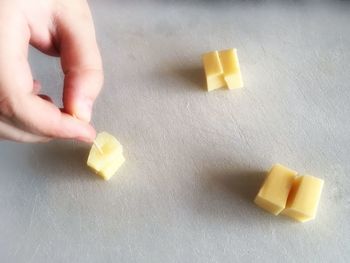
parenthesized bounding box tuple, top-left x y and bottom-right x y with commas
(0, 0, 103, 143)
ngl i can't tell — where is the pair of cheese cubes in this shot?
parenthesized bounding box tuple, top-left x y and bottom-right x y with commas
(255, 164, 324, 222)
(87, 132, 125, 180)
(202, 48, 243, 91)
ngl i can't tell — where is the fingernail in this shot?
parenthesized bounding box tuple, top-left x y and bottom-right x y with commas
(76, 136, 94, 143)
(75, 99, 93, 122)
(76, 127, 96, 143)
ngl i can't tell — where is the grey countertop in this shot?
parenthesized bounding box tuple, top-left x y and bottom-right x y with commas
(1, 0, 350, 262)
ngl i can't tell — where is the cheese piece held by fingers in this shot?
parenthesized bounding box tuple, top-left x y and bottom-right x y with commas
(87, 132, 125, 180)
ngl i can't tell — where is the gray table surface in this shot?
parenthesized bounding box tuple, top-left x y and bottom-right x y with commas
(1, 0, 350, 262)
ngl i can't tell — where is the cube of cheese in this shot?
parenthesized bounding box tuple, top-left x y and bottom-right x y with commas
(282, 175, 324, 222)
(202, 48, 243, 91)
(87, 132, 125, 180)
(99, 154, 126, 181)
(202, 51, 225, 91)
(254, 164, 297, 215)
(219, 49, 243, 89)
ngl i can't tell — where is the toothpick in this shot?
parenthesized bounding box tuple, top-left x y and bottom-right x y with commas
(93, 140, 103, 154)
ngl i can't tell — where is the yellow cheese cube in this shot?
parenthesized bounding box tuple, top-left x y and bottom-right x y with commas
(98, 154, 125, 181)
(202, 51, 225, 91)
(282, 175, 324, 222)
(202, 49, 243, 91)
(219, 49, 243, 89)
(87, 132, 125, 180)
(254, 164, 297, 215)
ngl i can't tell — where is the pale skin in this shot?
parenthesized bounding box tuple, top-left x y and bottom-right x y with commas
(0, 0, 103, 143)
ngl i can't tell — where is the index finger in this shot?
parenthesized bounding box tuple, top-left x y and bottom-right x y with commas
(55, 0, 104, 122)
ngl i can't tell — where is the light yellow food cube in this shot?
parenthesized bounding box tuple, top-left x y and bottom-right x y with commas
(219, 49, 243, 89)
(202, 51, 225, 91)
(255, 164, 298, 215)
(87, 132, 125, 180)
(202, 48, 243, 91)
(98, 154, 126, 181)
(282, 175, 324, 222)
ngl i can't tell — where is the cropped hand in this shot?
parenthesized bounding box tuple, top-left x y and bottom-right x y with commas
(0, 0, 103, 142)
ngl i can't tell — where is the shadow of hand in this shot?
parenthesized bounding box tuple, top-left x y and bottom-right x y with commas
(29, 141, 96, 181)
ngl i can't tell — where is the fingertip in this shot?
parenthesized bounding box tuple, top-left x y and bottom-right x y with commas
(75, 135, 95, 143)
(37, 137, 53, 143)
(73, 97, 93, 122)
(63, 69, 103, 123)
(65, 110, 96, 142)
(77, 123, 96, 143)
(63, 115, 96, 142)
